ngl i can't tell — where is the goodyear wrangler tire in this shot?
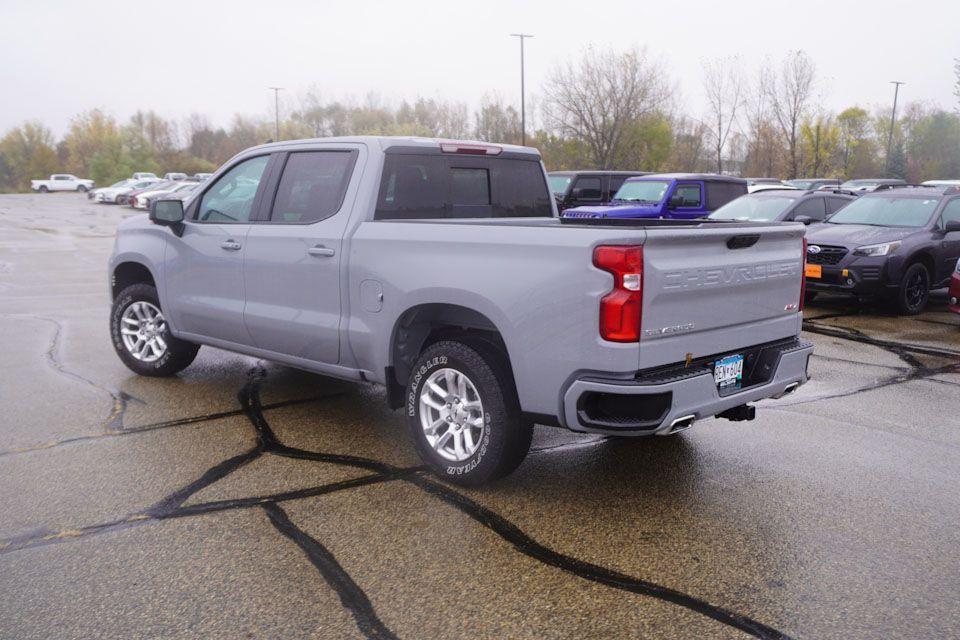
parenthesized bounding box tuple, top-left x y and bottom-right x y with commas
(110, 283, 200, 377)
(406, 340, 531, 486)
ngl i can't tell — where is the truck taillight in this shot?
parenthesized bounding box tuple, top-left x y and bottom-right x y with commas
(593, 245, 643, 342)
(799, 237, 807, 312)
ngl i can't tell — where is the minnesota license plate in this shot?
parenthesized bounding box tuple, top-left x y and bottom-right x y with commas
(714, 354, 744, 390)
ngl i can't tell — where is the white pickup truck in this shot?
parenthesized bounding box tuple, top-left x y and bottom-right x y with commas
(31, 174, 95, 193)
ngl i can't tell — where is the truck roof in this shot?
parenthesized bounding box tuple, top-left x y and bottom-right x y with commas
(242, 136, 541, 158)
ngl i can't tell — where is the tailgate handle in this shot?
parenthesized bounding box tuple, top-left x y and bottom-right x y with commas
(727, 234, 760, 250)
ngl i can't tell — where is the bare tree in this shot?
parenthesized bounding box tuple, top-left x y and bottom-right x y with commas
(542, 47, 672, 169)
(702, 56, 744, 173)
(765, 50, 816, 178)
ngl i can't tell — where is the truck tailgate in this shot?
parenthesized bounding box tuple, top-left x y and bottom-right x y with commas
(639, 223, 805, 369)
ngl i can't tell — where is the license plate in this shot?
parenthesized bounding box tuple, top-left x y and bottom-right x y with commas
(805, 264, 822, 278)
(714, 354, 744, 390)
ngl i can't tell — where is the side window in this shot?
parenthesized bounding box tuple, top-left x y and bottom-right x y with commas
(940, 199, 960, 229)
(826, 197, 850, 215)
(197, 155, 270, 223)
(673, 184, 702, 208)
(572, 177, 602, 200)
(489, 159, 552, 217)
(793, 197, 828, 220)
(269, 151, 357, 223)
(54, 175, 69, 181)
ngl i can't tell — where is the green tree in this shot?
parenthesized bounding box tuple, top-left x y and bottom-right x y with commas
(0, 121, 60, 191)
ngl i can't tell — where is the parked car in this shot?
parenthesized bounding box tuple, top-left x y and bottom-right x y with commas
(948, 258, 960, 316)
(30, 174, 95, 193)
(89, 179, 134, 200)
(132, 172, 158, 180)
(922, 180, 960, 188)
(108, 136, 811, 484)
(839, 178, 907, 192)
(749, 183, 797, 193)
(95, 179, 159, 204)
(804, 185, 960, 313)
(710, 189, 854, 224)
(163, 172, 188, 181)
(119, 180, 177, 207)
(562, 173, 748, 220)
(136, 182, 197, 209)
(193, 173, 213, 181)
(785, 178, 841, 190)
(548, 171, 650, 212)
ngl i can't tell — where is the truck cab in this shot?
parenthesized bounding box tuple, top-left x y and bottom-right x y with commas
(562, 173, 747, 220)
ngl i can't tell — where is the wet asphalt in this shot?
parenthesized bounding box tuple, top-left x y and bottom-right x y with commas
(0, 193, 958, 639)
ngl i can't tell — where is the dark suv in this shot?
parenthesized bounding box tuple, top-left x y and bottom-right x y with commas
(709, 188, 854, 224)
(804, 186, 960, 313)
(548, 170, 649, 212)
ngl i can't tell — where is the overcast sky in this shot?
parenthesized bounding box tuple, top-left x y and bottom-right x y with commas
(1, 0, 957, 137)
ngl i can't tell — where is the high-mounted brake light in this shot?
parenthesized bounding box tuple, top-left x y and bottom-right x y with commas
(439, 141, 503, 155)
(593, 245, 643, 342)
(799, 237, 807, 312)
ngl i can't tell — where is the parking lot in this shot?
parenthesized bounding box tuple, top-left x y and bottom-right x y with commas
(1, 192, 958, 639)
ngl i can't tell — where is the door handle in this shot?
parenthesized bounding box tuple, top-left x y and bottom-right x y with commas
(308, 245, 336, 257)
(220, 240, 242, 251)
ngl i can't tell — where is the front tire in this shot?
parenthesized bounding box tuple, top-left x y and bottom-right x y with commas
(406, 340, 532, 486)
(110, 283, 199, 376)
(893, 263, 930, 315)
(77, 185, 88, 193)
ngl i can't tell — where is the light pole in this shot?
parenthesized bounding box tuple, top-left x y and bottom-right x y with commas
(510, 33, 533, 146)
(885, 81, 905, 176)
(268, 87, 285, 141)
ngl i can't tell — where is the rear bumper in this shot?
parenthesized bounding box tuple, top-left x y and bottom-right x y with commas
(561, 337, 813, 436)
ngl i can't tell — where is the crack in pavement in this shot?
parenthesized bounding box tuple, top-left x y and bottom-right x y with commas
(777, 319, 960, 407)
(1, 313, 141, 433)
(0, 365, 794, 640)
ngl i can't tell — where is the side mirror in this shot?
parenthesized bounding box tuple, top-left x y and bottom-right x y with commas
(794, 215, 815, 225)
(668, 194, 683, 208)
(944, 220, 960, 233)
(150, 199, 185, 235)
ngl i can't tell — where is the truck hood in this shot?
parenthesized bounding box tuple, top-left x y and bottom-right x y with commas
(563, 203, 662, 219)
(805, 223, 917, 250)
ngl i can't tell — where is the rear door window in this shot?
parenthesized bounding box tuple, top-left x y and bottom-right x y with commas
(375, 154, 551, 220)
(704, 181, 747, 209)
(826, 197, 851, 214)
(793, 197, 827, 220)
(269, 151, 357, 223)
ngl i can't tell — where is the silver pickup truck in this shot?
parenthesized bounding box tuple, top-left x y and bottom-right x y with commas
(108, 136, 812, 484)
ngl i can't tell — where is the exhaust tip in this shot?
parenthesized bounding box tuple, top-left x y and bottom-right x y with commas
(666, 414, 696, 434)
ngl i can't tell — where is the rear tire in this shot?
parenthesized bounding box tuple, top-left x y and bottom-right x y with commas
(38, 185, 48, 193)
(110, 283, 199, 376)
(406, 339, 531, 486)
(892, 262, 930, 315)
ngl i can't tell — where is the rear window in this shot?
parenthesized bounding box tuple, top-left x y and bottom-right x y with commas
(704, 181, 748, 209)
(375, 154, 551, 220)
